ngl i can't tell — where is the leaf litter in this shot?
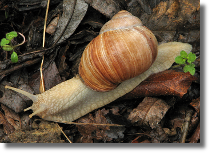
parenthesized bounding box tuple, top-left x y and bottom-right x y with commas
(0, 0, 200, 143)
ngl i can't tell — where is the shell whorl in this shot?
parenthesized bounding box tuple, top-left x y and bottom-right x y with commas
(79, 10, 158, 91)
(99, 10, 143, 34)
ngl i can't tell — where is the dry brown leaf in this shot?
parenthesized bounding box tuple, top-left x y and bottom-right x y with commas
(189, 122, 200, 143)
(188, 97, 200, 135)
(0, 104, 22, 135)
(128, 97, 170, 129)
(1, 82, 34, 113)
(1, 104, 21, 130)
(53, 0, 88, 44)
(46, 16, 59, 35)
(189, 97, 200, 113)
(76, 109, 111, 143)
(123, 70, 197, 99)
(0, 111, 15, 134)
(84, 0, 126, 18)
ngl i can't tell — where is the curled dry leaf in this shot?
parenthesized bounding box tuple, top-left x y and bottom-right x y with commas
(0, 104, 21, 135)
(128, 97, 170, 129)
(123, 70, 197, 99)
(53, 0, 88, 44)
(0, 111, 15, 134)
(1, 104, 21, 130)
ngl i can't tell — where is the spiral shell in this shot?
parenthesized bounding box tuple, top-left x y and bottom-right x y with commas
(79, 10, 158, 91)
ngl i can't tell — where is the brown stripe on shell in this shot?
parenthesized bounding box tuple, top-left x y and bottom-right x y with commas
(134, 26, 158, 63)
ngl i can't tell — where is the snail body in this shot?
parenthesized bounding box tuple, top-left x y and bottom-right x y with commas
(5, 11, 192, 123)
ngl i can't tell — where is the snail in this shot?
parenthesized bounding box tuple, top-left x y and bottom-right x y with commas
(5, 10, 192, 123)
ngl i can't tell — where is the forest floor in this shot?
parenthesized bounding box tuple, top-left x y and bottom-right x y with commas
(0, 0, 200, 143)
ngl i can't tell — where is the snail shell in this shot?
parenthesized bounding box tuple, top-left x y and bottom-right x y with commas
(79, 10, 158, 91)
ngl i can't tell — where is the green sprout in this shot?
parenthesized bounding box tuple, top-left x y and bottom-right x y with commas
(1, 31, 25, 63)
(175, 50, 196, 75)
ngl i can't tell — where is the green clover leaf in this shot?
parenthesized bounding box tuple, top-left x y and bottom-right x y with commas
(1, 38, 10, 46)
(180, 50, 188, 58)
(183, 63, 195, 75)
(175, 56, 185, 64)
(11, 51, 18, 63)
(6, 31, 18, 41)
(2, 45, 13, 51)
(1, 31, 20, 63)
(175, 50, 196, 75)
(188, 52, 196, 63)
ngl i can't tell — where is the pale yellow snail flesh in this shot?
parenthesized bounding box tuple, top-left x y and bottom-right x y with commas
(5, 11, 192, 123)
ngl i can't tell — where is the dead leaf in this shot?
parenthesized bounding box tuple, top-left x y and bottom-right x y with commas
(0, 82, 34, 113)
(140, 0, 200, 31)
(53, 0, 88, 44)
(1, 104, 21, 130)
(46, 16, 59, 35)
(188, 97, 200, 134)
(0, 104, 21, 134)
(168, 105, 187, 130)
(76, 108, 125, 142)
(0, 111, 15, 134)
(189, 97, 200, 113)
(123, 70, 197, 99)
(149, 124, 169, 143)
(29, 61, 62, 94)
(128, 97, 170, 129)
(189, 122, 200, 143)
(76, 109, 111, 143)
(84, 0, 126, 18)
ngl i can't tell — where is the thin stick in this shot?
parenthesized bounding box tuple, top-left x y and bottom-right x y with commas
(59, 121, 124, 127)
(43, 0, 50, 47)
(180, 109, 194, 143)
(15, 32, 26, 47)
(39, 57, 45, 93)
(56, 123, 72, 143)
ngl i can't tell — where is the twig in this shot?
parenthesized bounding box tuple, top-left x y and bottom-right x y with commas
(39, 57, 45, 93)
(59, 121, 124, 127)
(15, 32, 26, 47)
(180, 109, 194, 143)
(56, 123, 72, 143)
(43, 0, 50, 47)
(0, 58, 42, 80)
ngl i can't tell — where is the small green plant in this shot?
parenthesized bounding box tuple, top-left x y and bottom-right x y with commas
(175, 50, 196, 75)
(1, 31, 25, 63)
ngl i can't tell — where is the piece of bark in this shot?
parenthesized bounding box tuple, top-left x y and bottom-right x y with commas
(128, 97, 170, 129)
